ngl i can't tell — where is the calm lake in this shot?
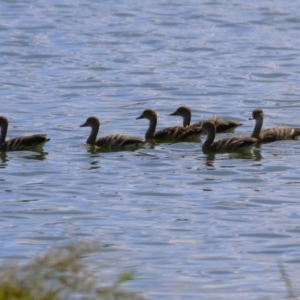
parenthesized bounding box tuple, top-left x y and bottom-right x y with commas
(1, 0, 300, 299)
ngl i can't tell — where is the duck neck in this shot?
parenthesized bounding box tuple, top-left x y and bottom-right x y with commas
(202, 127, 215, 150)
(145, 117, 157, 140)
(87, 124, 99, 145)
(183, 113, 191, 127)
(0, 123, 7, 145)
(251, 117, 263, 138)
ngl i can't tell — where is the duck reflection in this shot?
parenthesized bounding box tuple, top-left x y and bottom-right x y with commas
(0, 152, 8, 163)
(89, 160, 100, 170)
(204, 152, 216, 167)
(203, 148, 262, 165)
(20, 152, 48, 160)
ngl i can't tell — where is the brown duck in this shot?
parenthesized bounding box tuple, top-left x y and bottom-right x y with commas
(202, 121, 257, 153)
(170, 106, 242, 133)
(250, 108, 300, 143)
(136, 109, 204, 141)
(0, 116, 50, 152)
(80, 116, 144, 149)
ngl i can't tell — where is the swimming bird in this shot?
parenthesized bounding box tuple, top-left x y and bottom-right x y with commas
(202, 121, 257, 153)
(80, 116, 144, 149)
(250, 108, 300, 143)
(170, 106, 242, 132)
(136, 109, 204, 141)
(0, 116, 50, 152)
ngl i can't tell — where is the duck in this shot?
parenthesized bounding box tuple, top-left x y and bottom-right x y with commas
(170, 106, 243, 133)
(0, 116, 50, 152)
(202, 121, 257, 153)
(136, 109, 204, 141)
(250, 108, 300, 143)
(80, 116, 144, 150)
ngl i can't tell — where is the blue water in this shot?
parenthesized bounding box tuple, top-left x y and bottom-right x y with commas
(1, 0, 300, 299)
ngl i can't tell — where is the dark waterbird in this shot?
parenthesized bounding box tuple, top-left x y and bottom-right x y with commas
(80, 116, 145, 150)
(0, 116, 50, 152)
(201, 121, 257, 153)
(250, 108, 300, 143)
(137, 109, 204, 142)
(170, 106, 243, 133)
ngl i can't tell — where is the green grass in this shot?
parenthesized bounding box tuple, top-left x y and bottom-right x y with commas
(0, 242, 145, 300)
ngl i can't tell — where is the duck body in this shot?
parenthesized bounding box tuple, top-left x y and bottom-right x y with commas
(250, 108, 300, 143)
(203, 136, 258, 153)
(150, 125, 203, 142)
(170, 106, 242, 133)
(95, 134, 145, 149)
(80, 116, 144, 150)
(202, 121, 257, 153)
(137, 109, 203, 142)
(0, 116, 49, 152)
(0, 135, 49, 152)
(194, 118, 243, 133)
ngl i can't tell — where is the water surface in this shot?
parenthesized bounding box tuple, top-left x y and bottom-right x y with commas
(1, 0, 300, 299)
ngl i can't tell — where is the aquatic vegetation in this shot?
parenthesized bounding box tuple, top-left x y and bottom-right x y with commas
(0, 242, 145, 300)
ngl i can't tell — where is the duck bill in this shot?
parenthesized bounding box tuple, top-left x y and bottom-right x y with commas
(80, 122, 88, 127)
(136, 114, 144, 120)
(169, 111, 178, 116)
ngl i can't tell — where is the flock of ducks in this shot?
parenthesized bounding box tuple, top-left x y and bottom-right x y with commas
(0, 107, 300, 153)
